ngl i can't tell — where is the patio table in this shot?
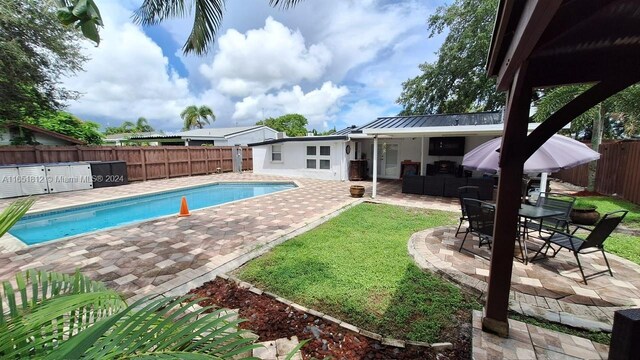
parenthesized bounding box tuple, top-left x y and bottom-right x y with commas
(516, 204, 565, 264)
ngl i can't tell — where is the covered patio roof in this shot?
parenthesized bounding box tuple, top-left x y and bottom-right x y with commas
(481, 0, 640, 338)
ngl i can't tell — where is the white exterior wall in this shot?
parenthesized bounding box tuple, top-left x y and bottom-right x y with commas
(0, 129, 10, 145)
(253, 140, 348, 181)
(0, 129, 74, 146)
(358, 135, 497, 178)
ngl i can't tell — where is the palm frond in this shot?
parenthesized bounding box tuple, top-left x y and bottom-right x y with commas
(183, 0, 225, 55)
(133, 0, 189, 26)
(0, 197, 35, 238)
(268, 0, 305, 10)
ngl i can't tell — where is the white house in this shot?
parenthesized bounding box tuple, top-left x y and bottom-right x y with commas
(250, 111, 544, 190)
(0, 124, 85, 146)
(128, 126, 279, 146)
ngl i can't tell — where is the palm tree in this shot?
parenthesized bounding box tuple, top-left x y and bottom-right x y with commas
(181, 105, 215, 130)
(121, 120, 136, 132)
(135, 116, 154, 132)
(57, 0, 303, 55)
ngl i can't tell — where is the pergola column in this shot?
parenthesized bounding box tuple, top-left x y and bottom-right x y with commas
(372, 136, 378, 198)
(482, 64, 532, 337)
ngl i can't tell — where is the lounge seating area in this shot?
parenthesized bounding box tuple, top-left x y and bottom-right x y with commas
(401, 162, 495, 200)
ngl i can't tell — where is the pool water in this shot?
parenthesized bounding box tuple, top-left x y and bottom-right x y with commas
(10, 182, 295, 245)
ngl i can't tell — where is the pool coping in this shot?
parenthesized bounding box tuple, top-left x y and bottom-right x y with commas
(2, 179, 302, 250)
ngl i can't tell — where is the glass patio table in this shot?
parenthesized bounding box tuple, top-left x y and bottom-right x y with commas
(516, 204, 565, 264)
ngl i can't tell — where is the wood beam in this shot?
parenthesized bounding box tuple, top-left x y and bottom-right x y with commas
(482, 62, 532, 337)
(496, 0, 561, 91)
(524, 74, 640, 160)
(487, 0, 516, 75)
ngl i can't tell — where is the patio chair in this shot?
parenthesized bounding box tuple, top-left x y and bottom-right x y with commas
(459, 198, 494, 253)
(524, 192, 576, 238)
(455, 186, 480, 237)
(530, 210, 628, 284)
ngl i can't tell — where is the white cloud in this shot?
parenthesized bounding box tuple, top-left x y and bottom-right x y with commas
(62, 2, 198, 130)
(200, 17, 332, 97)
(232, 82, 349, 128)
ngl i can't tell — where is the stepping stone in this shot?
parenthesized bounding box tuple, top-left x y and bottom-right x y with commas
(253, 336, 302, 360)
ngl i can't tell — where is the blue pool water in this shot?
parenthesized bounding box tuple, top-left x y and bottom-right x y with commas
(10, 182, 295, 245)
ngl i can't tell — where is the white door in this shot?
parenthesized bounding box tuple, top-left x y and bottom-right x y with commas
(373, 143, 400, 178)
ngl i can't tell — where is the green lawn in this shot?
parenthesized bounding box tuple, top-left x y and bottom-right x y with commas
(576, 196, 640, 265)
(235, 203, 476, 343)
(578, 196, 640, 229)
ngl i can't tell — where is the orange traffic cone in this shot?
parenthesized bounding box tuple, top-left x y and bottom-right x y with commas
(178, 196, 191, 217)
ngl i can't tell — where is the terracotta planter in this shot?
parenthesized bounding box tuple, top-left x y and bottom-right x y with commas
(570, 208, 600, 225)
(350, 185, 365, 198)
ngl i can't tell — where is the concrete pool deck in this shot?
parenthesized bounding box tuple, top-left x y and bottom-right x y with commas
(0, 173, 458, 302)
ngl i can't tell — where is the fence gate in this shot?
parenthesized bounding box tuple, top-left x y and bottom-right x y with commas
(232, 146, 243, 173)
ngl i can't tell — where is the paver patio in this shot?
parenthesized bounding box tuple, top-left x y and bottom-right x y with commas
(409, 226, 640, 331)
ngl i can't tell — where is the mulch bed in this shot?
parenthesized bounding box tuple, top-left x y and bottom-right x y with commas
(189, 278, 471, 359)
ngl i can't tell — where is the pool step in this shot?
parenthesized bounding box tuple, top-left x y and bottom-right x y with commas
(253, 336, 302, 360)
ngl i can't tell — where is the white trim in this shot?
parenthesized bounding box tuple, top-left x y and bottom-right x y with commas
(372, 136, 378, 198)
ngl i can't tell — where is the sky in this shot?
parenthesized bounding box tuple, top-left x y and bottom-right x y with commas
(62, 0, 448, 132)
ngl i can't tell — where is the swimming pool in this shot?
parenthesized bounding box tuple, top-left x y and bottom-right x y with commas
(10, 182, 296, 245)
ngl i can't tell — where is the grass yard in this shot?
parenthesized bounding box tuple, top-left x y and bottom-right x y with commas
(235, 203, 476, 343)
(578, 196, 640, 229)
(576, 196, 640, 265)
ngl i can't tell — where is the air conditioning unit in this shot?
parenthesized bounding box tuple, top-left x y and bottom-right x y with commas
(276, 132, 286, 139)
(0, 166, 23, 198)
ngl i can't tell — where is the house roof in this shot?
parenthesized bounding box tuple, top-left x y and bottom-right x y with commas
(174, 126, 268, 139)
(359, 111, 503, 130)
(105, 132, 163, 141)
(249, 135, 348, 146)
(9, 123, 85, 145)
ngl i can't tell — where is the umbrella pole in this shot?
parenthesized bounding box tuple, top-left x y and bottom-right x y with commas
(540, 172, 548, 194)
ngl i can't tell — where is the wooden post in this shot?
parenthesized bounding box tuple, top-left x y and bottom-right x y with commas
(35, 146, 42, 163)
(187, 147, 192, 176)
(76, 145, 82, 161)
(140, 148, 147, 181)
(205, 148, 209, 174)
(164, 148, 169, 178)
(482, 64, 532, 338)
(111, 147, 116, 161)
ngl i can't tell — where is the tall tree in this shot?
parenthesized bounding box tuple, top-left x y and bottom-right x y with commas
(15, 111, 104, 145)
(397, 0, 502, 115)
(0, 0, 86, 123)
(181, 105, 215, 130)
(58, 0, 303, 55)
(534, 84, 640, 191)
(256, 114, 308, 137)
(135, 117, 154, 132)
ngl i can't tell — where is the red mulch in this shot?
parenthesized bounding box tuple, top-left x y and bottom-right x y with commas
(572, 190, 602, 197)
(189, 278, 471, 360)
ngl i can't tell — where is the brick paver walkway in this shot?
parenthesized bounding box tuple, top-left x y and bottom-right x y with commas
(471, 310, 609, 359)
(409, 226, 640, 331)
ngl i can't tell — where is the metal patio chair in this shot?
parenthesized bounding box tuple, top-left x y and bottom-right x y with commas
(459, 198, 495, 255)
(455, 186, 480, 237)
(524, 192, 576, 239)
(530, 210, 628, 284)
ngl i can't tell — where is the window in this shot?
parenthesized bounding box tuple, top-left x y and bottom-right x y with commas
(306, 159, 316, 169)
(306, 145, 331, 170)
(271, 144, 282, 162)
(306, 146, 316, 156)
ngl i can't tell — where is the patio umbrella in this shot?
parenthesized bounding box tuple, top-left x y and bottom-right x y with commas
(462, 134, 600, 174)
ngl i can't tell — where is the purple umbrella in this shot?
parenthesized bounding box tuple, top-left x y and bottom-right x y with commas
(462, 134, 600, 174)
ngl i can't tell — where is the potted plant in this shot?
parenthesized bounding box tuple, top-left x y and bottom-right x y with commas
(349, 185, 365, 198)
(570, 199, 600, 225)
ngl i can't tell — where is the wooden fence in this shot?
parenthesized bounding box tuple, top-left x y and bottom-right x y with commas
(0, 145, 253, 182)
(554, 141, 640, 204)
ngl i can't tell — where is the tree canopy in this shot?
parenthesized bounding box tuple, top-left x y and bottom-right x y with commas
(181, 105, 215, 130)
(0, 0, 86, 123)
(12, 111, 104, 145)
(104, 117, 155, 135)
(396, 0, 503, 115)
(256, 114, 308, 137)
